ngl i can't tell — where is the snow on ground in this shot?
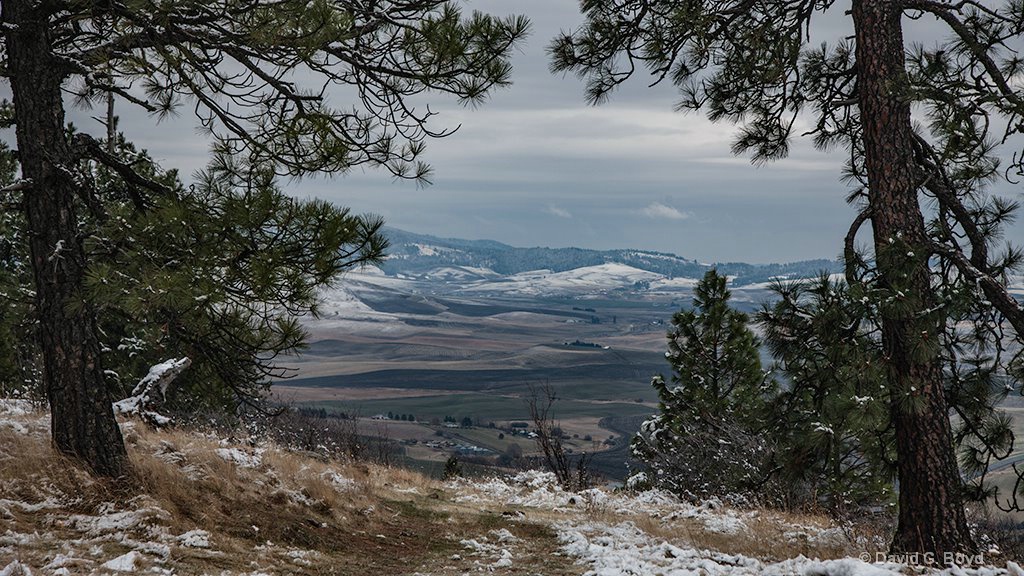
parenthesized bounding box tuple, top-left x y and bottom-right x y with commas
(3, 399, 1024, 575)
(650, 276, 700, 291)
(315, 283, 399, 322)
(177, 530, 211, 549)
(309, 282, 418, 337)
(558, 521, 761, 575)
(100, 550, 142, 572)
(0, 399, 33, 418)
(0, 494, 179, 575)
(453, 470, 1020, 576)
(0, 399, 45, 437)
(214, 446, 264, 468)
(422, 266, 502, 282)
(558, 521, 1019, 576)
(459, 529, 517, 570)
(456, 470, 761, 534)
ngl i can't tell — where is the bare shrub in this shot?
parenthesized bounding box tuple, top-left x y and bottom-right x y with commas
(527, 382, 591, 491)
(170, 405, 400, 466)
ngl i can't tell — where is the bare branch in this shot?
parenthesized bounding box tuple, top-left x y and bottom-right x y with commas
(70, 133, 173, 210)
(844, 205, 872, 286)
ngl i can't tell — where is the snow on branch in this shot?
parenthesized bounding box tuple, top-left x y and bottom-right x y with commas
(113, 357, 191, 427)
(0, 179, 32, 194)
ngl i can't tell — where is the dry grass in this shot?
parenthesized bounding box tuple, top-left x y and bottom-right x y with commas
(1, 405, 892, 575)
(0, 406, 585, 575)
(1, 410, 472, 574)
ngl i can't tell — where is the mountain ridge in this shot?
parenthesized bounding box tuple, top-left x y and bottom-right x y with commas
(380, 227, 841, 287)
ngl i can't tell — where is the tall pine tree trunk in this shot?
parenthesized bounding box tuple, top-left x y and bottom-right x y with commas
(852, 0, 974, 557)
(3, 0, 128, 477)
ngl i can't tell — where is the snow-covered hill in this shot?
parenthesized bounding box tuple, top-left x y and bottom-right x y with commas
(456, 263, 665, 297)
(380, 227, 841, 287)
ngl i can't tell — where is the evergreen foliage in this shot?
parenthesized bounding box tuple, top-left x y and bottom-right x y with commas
(0, 137, 388, 411)
(552, 0, 1024, 554)
(0, 141, 34, 398)
(632, 270, 776, 503)
(442, 454, 462, 480)
(759, 276, 895, 511)
(1, 0, 528, 476)
(95, 143, 386, 409)
(760, 269, 1019, 511)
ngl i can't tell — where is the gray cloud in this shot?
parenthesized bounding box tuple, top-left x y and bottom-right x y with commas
(5, 1, 1018, 265)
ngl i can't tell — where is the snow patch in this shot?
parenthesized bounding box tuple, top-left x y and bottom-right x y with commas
(286, 549, 319, 566)
(457, 470, 578, 509)
(460, 535, 514, 570)
(458, 263, 666, 297)
(0, 399, 34, 417)
(558, 521, 760, 575)
(178, 529, 211, 548)
(322, 470, 356, 491)
(0, 560, 32, 576)
(490, 528, 517, 543)
(556, 520, 1014, 576)
(215, 447, 263, 468)
(62, 505, 170, 537)
(0, 497, 63, 515)
(100, 551, 141, 572)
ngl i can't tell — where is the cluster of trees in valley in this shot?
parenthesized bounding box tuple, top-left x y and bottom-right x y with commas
(3, 0, 1024, 562)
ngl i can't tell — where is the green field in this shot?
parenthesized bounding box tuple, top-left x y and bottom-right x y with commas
(304, 392, 654, 425)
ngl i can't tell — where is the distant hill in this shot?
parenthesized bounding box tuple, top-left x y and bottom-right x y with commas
(379, 227, 840, 287)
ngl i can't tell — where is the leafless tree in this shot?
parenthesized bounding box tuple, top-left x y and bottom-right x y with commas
(526, 382, 591, 491)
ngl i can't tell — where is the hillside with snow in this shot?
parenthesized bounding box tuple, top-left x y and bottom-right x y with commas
(321, 262, 766, 304)
(455, 263, 665, 297)
(1, 399, 1021, 576)
(379, 228, 841, 288)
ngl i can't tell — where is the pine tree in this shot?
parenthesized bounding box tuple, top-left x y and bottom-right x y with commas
(760, 272, 1017, 513)
(0, 0, 529, 477)
(91, 142, 388, 410)
(551, 0, 1024, 555)
(0, 133, 388, 412)
(442, 454, 462, 480)
(759, 276, 896, 512)
(632, 269, 776, 502)
(0, 138, 34, 397)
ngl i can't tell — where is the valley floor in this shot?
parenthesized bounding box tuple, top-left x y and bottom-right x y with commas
(0, 399, 1019, 576)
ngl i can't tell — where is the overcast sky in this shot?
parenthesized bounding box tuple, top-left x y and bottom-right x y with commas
(53, 0, 1024, 264)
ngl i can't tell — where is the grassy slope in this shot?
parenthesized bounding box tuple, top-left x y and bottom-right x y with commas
(0, 405, 892, 576)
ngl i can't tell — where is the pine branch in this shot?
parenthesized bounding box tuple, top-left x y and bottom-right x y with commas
(904, 0, 1024, 113)
(929, 240, 1024, 338)
(909, 133, 1024, 336)
(70, 133, 173, 210)
(0, 179, 32, 193)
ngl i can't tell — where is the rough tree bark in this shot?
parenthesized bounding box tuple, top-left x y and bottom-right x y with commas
(852, 0, 975, 556)
(3, 0, 128, 477)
